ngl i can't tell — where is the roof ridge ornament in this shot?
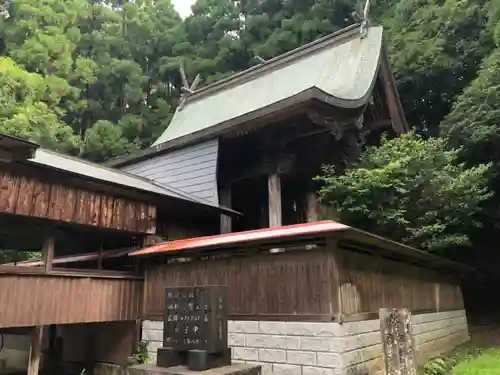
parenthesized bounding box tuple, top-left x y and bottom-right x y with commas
(254, 55, 267, 65)
(178, 64, 200, 111)
(360, 0, 371, 38)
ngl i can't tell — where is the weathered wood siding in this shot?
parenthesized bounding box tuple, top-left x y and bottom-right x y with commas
(144, 248, 338, 319)
(0, 273, 143, 328)
(338, 250, 464, 316)
(143, 244, 464, 321)
(122, 139, 219, 204)
(0, 169, 156, 233)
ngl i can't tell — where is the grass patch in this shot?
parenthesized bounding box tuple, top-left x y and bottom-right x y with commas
(422, 347, 500, 375)
(453, 349, 500, 375)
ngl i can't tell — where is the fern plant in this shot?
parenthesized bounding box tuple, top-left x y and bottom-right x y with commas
(423, 357, 449, 375)
(127, 341, 149, 366)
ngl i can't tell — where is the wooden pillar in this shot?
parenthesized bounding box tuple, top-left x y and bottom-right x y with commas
(434, 283, 441, 312)
(305, 192, 319, 223)
(42, 236, 55, 273)
(28, 326, 43, 375)
(220, 185, 232, 234)
(268, 173, 282, 228)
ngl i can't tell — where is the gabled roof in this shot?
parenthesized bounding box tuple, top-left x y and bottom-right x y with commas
(26, 148, 237, 216)
(106, 23, 404, 168)
(154, 24, 383, 146)
(128, 221, 474, 273)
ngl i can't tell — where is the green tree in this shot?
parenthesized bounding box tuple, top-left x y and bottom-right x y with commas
(0, 57, 79, 151)
(383, 0, 496, 134)
(316, 132, 492, 252)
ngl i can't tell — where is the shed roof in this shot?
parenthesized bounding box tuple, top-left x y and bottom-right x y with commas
(128, 221, 474, 273)
(153, 25, 383, 146)
(26, 148, 237, 216)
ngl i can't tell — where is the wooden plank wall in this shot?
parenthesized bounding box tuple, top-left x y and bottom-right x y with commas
(0, 274, 143, 328)
(144, 249, 338, 319)
(338, 251, 464, 315)
(0, 169, 156, 234)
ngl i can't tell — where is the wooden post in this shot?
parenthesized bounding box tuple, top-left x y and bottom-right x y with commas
(220, 185, 232, 234)
(268, 172, 282, 253)
(28, 326, 43, 375)
(434, 283, 440, 312)
(268, 173, 282, 228)
(305, 192, 319, 223)
(42, 236, 55, 273)
(380, 308, 417, 375)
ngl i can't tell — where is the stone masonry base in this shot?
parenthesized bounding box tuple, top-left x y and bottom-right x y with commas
(142, 310, 469, 375)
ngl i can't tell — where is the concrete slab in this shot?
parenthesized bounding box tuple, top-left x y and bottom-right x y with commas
(128, 363, 261, 375)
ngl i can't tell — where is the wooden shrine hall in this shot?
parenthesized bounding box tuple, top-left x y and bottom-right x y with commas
(107, 23, 408, 234)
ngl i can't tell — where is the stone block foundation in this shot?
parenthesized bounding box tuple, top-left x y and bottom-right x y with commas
(142, 310, 469, 375)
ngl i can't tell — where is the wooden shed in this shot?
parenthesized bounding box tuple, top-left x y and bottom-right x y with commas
(132, 221, 471, 375)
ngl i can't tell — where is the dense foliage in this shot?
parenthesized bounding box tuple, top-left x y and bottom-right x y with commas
(317, 133, 492, 251)
(1, 0, 500, 256)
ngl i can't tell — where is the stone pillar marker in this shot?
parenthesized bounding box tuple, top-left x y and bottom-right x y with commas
(379, 308, 417, 375)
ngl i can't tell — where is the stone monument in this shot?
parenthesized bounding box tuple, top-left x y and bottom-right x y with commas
(128, 285, 260, 375)
(157, 286, 231, 371)
(379, 308, 417, 375)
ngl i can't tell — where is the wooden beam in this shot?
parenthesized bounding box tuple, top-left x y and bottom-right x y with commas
(28, 326, 43, 375)
(224, 154, 296, 185)
(42, 236, 55, 273)
(268, 173, 282, 228)
(220, 185, 232, 234)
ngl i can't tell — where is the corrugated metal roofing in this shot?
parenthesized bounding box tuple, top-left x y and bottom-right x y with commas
(153, 25, 383, 146)
(129, 221, 348, 256)
(128, 221, 475, 273)
(29, 149, 236, 214)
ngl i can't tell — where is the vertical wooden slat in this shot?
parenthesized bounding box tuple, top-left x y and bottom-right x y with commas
(5, 173, 21, 213)
(42, 236, 55, 273)
(0, 274, 143, 328)
(15, 176, 36, 216)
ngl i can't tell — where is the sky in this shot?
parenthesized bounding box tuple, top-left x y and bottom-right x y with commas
(172, 0, 196, 18)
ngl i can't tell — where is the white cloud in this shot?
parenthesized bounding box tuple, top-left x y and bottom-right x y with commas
(172, 0, 196, 18)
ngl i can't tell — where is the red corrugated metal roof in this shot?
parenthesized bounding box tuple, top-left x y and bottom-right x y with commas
(128, 221, 349, 257)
